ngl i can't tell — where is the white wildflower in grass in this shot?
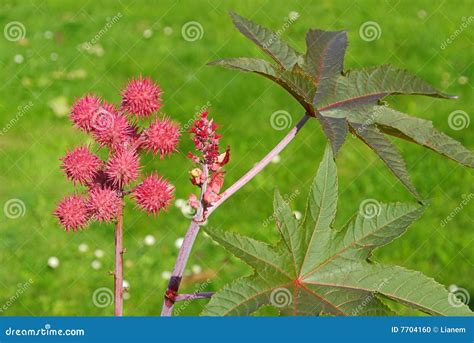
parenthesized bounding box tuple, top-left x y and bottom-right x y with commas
(144, 235, 156, 246)
(47, 256, 60, 269)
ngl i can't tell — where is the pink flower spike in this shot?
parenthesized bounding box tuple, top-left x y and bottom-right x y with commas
(189, 111, 221, 166)
(54, 195, 90, 232)
(91, 102, 134, 150)
(105, 148, 140, 188)
(121, 76, 162, 118)
(60, 146, 102, 185)
(133, 173, 174, 214)
(87, 187, 122, 223)
(70, 94, 101, 132)
(142, 117, 180, 158)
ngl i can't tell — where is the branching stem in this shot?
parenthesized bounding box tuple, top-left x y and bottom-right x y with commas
(175, 292, 215, 301)
(160, 113, 311, 316)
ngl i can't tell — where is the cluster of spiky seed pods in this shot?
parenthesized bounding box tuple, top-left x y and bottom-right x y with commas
(54, 76, 180, 231)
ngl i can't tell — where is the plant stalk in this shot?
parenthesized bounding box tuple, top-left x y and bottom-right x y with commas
(160, 113, 310, 316)
(175, 292, 215, 301)
(114, 206, 124, 316)
(161, 165, 209, 316)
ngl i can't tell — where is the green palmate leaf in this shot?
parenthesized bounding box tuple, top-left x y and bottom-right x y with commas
(315, 64, 455, 110)
(373, 107, 474, 168)
(211, 12, 473, 199)
(305, 263, 466, 316)
(304, 29, 347, 83)
(202, 146, 473, 316)
(350, 123, 420, 199)
(316, 113, 348, 155)
(229, 12, 300, 70)
(208, 57, 315, 112)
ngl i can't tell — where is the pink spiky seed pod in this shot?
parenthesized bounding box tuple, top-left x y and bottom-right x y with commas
(91, 102, 134, 150)
(60, 146, 102, 185)
(121, 76, 162, 118)
(54, 195, 90, 232)
(87, 187, 122, 223)
(105, 148, 140, 188)
(133, 173, 174, 214)
(142, 117, 180, 158)
(70, 94, 101, 132)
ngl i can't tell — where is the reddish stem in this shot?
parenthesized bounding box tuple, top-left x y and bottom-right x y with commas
(160, 113, 310, 316)
(114, 206, 124, 316)
(175, 292, 215, 301)
(161, 165, 209, 316)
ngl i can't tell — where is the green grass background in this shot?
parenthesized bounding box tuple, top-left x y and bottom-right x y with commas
(0, 0, 472, 316)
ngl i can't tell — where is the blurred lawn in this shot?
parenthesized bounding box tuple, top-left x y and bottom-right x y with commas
(0, 0, 472, 316)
